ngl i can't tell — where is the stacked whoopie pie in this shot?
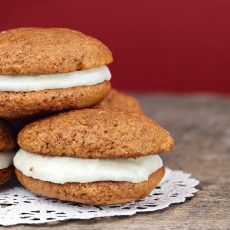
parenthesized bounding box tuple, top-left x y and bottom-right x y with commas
(0, 27, 174, 205)
(0, 120, 17, 185)
(0, 27, 112, 119)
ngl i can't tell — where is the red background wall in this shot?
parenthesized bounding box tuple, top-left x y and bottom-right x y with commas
(1, 0, 230, 93)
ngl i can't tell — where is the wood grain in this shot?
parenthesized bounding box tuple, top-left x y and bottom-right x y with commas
(4, 94, 230, 230)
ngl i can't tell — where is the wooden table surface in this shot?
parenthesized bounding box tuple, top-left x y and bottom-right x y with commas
(5, 94, 230, 230)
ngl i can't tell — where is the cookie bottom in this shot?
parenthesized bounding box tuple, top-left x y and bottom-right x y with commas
(0, 166, 14, 185)
(15, 167, 165, 205)
(0, 81, 111, 119)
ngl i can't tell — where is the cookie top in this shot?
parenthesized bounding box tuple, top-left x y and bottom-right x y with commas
(94, 89, 143, 114)
(18, 109, 174, 159)
(0, 28, 113, 75)
(0, 120, 17, 151)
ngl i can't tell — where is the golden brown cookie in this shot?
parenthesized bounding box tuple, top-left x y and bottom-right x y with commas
(18, 109, 174, 159)
(94, 89, 143, 114)
(0, 166, 14, 185)
(15, 167, 164, 205)
(0, 27, 113, 119)
(0, 81, 111, 119)
(0, 27, 112, 74)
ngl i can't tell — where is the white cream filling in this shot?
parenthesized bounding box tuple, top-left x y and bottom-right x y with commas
(0, 152, 15, 169)
(13, 149, 163, 184)
(0, 65, 111, 92)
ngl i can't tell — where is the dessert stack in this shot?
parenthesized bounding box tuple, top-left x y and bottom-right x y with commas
(0, 27, 174, 205)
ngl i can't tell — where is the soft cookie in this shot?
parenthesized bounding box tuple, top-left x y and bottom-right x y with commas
(14, 109, 174, 205)
(0, 120, 17, 185)
(94, 89, 143, 114)
(0, 28, 113, 119)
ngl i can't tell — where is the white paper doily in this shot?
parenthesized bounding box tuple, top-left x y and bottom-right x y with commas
(0, 168, 199, 226)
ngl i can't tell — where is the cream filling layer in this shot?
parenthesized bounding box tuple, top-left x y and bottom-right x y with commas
(0, 65, 111, 92)
(13, 149, 163, 184)
(0, 152, 15, 169)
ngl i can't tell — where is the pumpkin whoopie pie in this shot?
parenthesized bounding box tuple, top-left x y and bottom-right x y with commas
(14, 109, 174, 205)
(0, 120, 17, 185)
(94, 89, 143, 114)
(0, 27, 112, 119)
